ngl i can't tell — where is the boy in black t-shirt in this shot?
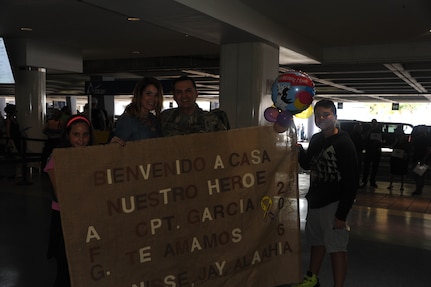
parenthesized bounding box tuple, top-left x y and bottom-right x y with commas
(295, 99, 358, 287)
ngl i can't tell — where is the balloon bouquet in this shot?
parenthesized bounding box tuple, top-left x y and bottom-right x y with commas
(264, 70, 315, 133)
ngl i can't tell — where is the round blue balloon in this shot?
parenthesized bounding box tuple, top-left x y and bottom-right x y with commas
(271, 71, 315, 114)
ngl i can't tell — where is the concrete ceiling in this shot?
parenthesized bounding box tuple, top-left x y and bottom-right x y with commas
(1, 0, 431, 102)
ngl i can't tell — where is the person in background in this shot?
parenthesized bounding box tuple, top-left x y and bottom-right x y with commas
(296, 99, 358, 287)
(44, 115, 93, 287)
(410, 125, 431, 195)
(360, 119, 383, 188)
(83, 98, 106, 131)
(4, 103, 24, 154)
(349, 123, 364, 186)
(0, 110, 6, 151)
(92, 98, 107, 131)
(110, 77, 163, 146)
(44, 109, 63, 136)
(160, 75, 230, 136)
(387, 127, 411, 195)
(0, 110, 12, 179)
(297, 123, 306, 141)
(42, 109, 63, 169)
(59, 106, 72, 128)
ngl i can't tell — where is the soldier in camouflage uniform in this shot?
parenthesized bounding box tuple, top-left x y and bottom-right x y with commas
(161, 76, 230, 136)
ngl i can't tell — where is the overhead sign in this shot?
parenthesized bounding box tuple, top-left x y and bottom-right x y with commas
(0, 37, 15, 84)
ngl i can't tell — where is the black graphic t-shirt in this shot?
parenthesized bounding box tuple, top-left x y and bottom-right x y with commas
(299, 130, 358, 220)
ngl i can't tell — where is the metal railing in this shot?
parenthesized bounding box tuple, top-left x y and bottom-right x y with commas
(0, 136, 47, 185)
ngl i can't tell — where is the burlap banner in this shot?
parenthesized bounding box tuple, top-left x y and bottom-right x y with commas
(54, 125, 301, 287)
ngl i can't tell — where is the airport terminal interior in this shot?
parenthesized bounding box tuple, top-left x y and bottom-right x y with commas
(2, 1, 431, 286)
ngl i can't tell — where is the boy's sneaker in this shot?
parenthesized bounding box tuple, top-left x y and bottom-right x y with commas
(292, 271, 320, 287)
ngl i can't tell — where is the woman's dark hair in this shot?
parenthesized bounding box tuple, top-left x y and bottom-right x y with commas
(125, 77, 163, 118)
(59, 114, 94, 147)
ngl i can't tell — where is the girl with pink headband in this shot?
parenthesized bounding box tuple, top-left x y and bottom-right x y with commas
(44, 114, 93, 287)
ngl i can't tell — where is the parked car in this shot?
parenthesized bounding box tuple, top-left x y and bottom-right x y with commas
(337, 119, 413, 148)
(409, 125, 431, 142)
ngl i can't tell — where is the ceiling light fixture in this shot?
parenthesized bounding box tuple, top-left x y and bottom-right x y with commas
(20, 27, 33, 31)
(127, 17, 141, 21)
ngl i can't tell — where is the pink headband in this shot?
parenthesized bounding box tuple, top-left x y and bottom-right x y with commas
(66, 116, 91, 128)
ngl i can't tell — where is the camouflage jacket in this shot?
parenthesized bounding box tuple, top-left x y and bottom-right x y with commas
(160, 105, 230, 137)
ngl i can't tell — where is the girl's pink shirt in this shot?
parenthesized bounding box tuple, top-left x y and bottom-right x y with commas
(44, 156, 55, 172)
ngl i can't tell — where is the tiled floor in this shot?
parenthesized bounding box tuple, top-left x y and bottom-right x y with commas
(1, 170, 431, 287)
(355, 185, 431, 213)
(295, 172, 431, 286)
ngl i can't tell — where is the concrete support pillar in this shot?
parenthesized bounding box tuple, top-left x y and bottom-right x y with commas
(102, 95, 115, 129)
(66, 96, 77, 115)
(219, 42, 279, 128)
(0, 98, 6, 117)
(14, 66, 46, 153)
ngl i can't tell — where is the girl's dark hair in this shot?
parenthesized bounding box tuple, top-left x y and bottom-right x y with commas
(314, 99, 337, 115)
(59, 114, 94, 147)
(125, 77, 163, 118)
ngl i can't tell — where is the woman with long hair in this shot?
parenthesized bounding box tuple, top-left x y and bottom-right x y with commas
(110, 77, 163, 145)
